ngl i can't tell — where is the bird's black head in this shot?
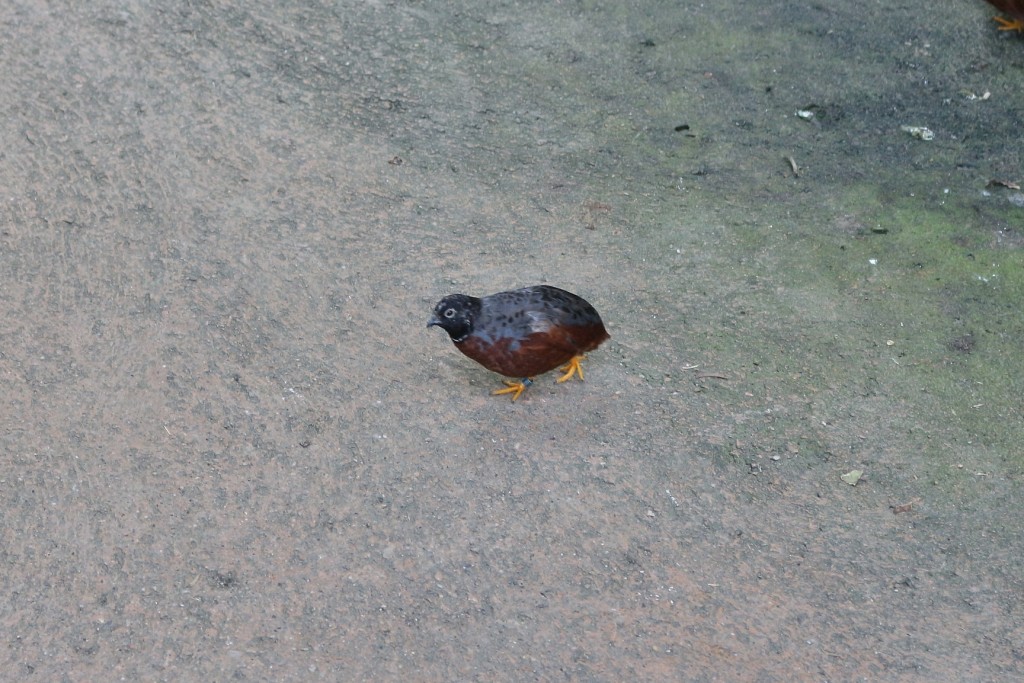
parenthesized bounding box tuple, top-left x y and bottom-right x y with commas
(427, 293, 480, 343)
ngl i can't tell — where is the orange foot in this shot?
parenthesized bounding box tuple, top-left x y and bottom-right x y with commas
(555, 355, 587, 383)
(493, 377, 533, 401)
(994, 16, 1024, 32)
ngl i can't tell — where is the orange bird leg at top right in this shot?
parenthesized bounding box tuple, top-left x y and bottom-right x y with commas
(986, 0, 1024, 31)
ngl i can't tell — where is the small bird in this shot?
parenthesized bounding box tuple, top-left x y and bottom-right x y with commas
(985, 0, 1024, 32)
(428, 285, 610, 401)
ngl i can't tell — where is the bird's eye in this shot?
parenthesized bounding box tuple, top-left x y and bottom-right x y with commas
(444, 308, 456, 318)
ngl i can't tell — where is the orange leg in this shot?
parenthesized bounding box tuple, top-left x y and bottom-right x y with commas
(493, 378, 533, 401)
(994, 16, 1024, 32)
(555, 355, 587, 383)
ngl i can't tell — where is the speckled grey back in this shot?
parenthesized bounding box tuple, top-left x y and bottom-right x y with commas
(476, 285, 603, 343)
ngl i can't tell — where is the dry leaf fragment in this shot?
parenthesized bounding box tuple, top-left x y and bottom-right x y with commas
(841, 470, 863, 486)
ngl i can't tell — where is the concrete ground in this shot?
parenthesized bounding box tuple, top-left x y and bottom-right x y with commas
(2, 1, 1022, 681)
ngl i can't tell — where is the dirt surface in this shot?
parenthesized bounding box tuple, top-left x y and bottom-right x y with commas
(2, 1, 1022, 681)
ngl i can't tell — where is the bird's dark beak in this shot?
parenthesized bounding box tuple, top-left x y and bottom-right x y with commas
(427, 315, 441, 328)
